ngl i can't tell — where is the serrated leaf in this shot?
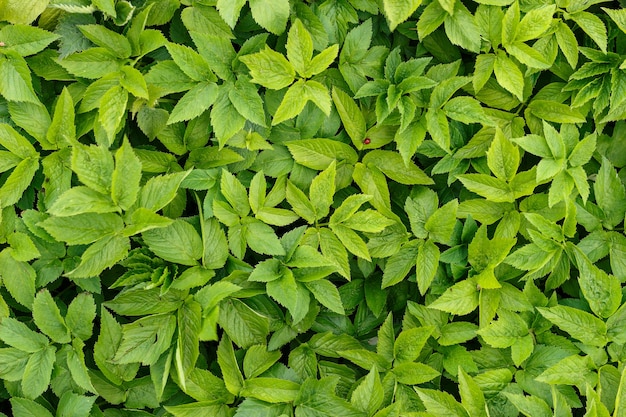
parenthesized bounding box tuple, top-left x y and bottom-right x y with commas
(33, 289, 70, 344)
(537, 305, 607, 347)
(68, 234, 130, 278)
(429, 279, 479, 315)
(143, 219, 203, 266)
(240, 46, 295, 90)
(249, 0, 290, 35)
(167, 82, 218, 125)
(383, 0, 423, 32)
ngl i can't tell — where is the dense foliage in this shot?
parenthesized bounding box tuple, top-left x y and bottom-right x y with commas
(1, 0, 626, 415)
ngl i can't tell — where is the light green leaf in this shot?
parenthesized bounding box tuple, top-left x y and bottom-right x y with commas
(362, 150, 433, 185)
(245, 219, 286, 256)
(143, 219, 203, 266)
(228, 78, 267, 127)
(240, 46, 295, 90)
(310, 161, 336, 221)
(416, 239, 440, 295)
(215, 0, 246, 28)
(138, 170, 190, 212)
(65, 293, 96, 341)
(443, 96, 493, 126)
(415, 388, 470, 417)
(487, 129, 520, 181)
(286, 181, 316, 224)
(0, 317, 48, 353)
(0, 52, 39, 103)
(351, 367, 384, 415)
(67, 234, 130, 278)
(305, 279, 344, 315)
(528, 100, 586, 123)
(243, 344, 281, 379)
(429, 279, 479, 315)
(394, 326, 433, 363)
(444, 3, 482, 53)
(273, 80, 309, 125)
(0, 24, 59, 56)
(0, 157, 39, 209)
(287, 19, 314, 77)
(98, 85, 128, 145)
(40, 212, 123, 245)
(458, 174, 514, 202)
(286, 138, 358, 170)
(249, 0, 290, 35)
(167, 82, 218, 125)
(504, 393, 552, 417)
(537, 305, 607, 347)
(330, 224, 371, 261)
(332, 87, 366, 145)
(33, 289, 70, 344)
(10, 397, 54, 417)
(571, 245, 621, 318)
(383, 0, 423, 32)
(515, 5, 555, 42)
(425, 199, 458, 244)
(458, 368, 487, 417)
(267, 269, 310, 324)
(111, 137, 142, 210)
(22, 345, 56, 399)
(46, 87, 75, 149)
(569, 11, 607, 52)
(175, 299, 202, 390)
(494, 52, 524, 101)
(241, 377, 300, 403)
(382, 240, 419, 288)
(594, 157, 626, 228)
(0, 250, 36, 309)
(113, 313, 176, 365)
(78, 24, 131, 58)
(165, 42, 215, 82)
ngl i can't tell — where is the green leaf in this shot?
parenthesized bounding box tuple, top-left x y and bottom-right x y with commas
(537, 305, 607, 347)
(362, 150, 433, 185)
(555, 21, 579, 68)
(175, 298, 202, 390)
(33, 289, 70, 344)
(113, 313, 176, 365)
(240, 46, 295, 90)
(267, 269, 310, 323)
(429, 279, 479, 315)
(295, 377, 366, 417)
(487, 129, 520, 181)
(415, 388, 469, 417)
(0, 317, 48, 353)
(78, 24, 131, 59)
(0, 157, 39, 209)
(330, 223, 371, 261)
(444, 3, 482, 53)
(0, 250, 36, 309)
(67, 234, 131, 279)
(0, 24, 59, 56)
(394, 326, 433, 363)
(416, 239, 440, 295)
(143, 219, 203, 266)
(246, 219, 286, 256)
(310, 161, 336, 221)
(351, 367, 384, 415)
(458, 174, 514, 203)
(493, 52, 524, 101)
(243, 344, 281, 379)
(56, 392, 97, 417)
(273, 80, 309, 126)
(425, 199, 458, 244)
(383, 0, 423, 32)
(216, 0, 246, 28)
(571, 245, 621, 318)
(332, 87, 366, 145)
(112, 137, 142, 210)
(569, 11, 607, 53)
(228, 78, 267, 127)
(382, 240, 419, 288)
(65, 293, 96, 341)
(138, 170, 190, 212)
(10, 397, 53, 417)
(504, 393, 552, 417)
(305, 279, 344, 315)
(443, 96, 493, 126)
(168, 82, 218, 125)
(287, 19, 314, 77)
(249, 0, 290, 35)
(46, 87, 75, 149)
(458, 368, 488, 417)
(286, 138, 358, 170)
(22, 344, 56, 399)
(0, 52, 39, 103)
(165, 42, 215, 82)
(98, 85, 128, 144)
(217, 334, 244, 395)
(241, 377, 300, 403)
(594, 157, 626, 228)
(527, 100, 586, 123)
(515, 5, 555, 42)
(40, 212, 124, 245)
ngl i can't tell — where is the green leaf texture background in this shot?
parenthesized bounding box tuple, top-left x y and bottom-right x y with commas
(0, 0, 625, 416)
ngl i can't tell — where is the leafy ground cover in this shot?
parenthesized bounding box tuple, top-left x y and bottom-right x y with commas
(1, 0, 626, 415)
